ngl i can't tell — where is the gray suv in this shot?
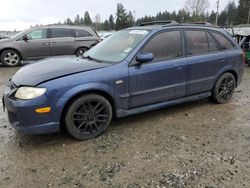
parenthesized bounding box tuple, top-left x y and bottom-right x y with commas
(0, 25, 100, 66)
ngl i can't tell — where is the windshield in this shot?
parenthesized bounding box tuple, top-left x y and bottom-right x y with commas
(83, 29, 149, 63)
(10, 29, 29, 40)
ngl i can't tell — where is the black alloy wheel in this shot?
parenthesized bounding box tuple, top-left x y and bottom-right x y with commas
(65, 94, 112, 140)
(213, 73, 236, 104)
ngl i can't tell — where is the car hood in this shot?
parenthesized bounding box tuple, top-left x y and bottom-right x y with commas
(0, 38, 12, 44)
(11, 56, 111, 86)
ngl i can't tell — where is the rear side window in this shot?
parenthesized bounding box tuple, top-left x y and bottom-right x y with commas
(51, 28, 73, 38)
(207, 32, 220, 52)
(75, 29, 92, 37)
(210, 31, 234, 50)
(185, 30, 209, 55)
(141, 31, 182, 62)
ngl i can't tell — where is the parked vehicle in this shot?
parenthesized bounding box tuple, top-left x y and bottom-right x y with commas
(2, 21, 244, 140)
(0, 35, 8, 40)
(0, 25, 100, 66)
(99, 33, 113, 40)
(243, 42, 250, 66)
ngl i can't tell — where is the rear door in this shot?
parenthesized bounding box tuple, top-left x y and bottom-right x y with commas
(49, 27, 75, 56)
(128, 30, 187, 108)
(184, 29, 226, 95)
(74, 29, 98, 49)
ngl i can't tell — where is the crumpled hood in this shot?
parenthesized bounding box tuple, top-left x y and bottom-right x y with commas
(11, 56, 111, 86)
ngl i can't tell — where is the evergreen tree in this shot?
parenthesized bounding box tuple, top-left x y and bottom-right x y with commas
(237, 0, 249, 24)
(218, 10, 228, 26)
(115, 3, 129, 30)
(226, 1, 237, 25)
(127, 11, 134, 27)
(103, 20, 110, 30)
(80, 17, 84, 25)
(208, 11, 217, 24)
(74, 14, 80, 24)
(65, 18, 73, 25)
(109, 15, 115, 30)
(84, 11, 92, 26)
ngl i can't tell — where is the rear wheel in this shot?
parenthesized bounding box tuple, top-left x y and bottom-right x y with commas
(65, 94, 113, 140)
(212, 73, 236, 104)
(75, 47, 88, 57)
(0, 49, 21, 67)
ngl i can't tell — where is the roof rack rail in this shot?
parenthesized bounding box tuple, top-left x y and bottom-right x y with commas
(139, 20, 179, 26)
(192, 22, 214, 26)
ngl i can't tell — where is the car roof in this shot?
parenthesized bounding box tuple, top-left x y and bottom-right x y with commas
(127, 21, 224, 33)
(29, 24, 93, 30)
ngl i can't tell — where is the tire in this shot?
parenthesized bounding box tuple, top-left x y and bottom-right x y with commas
(212, 73, 236, 104)
(65, 94, 113, 140)
(0, 49, 21, 67)
(75, 47, 88, 57)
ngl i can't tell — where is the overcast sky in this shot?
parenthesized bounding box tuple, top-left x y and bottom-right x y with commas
(0, 0, 234, 31)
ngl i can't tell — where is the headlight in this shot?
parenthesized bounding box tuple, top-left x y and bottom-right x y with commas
(15, 87, 47, 100)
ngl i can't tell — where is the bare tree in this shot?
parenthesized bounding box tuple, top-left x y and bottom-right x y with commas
(185, 0, 210, 16)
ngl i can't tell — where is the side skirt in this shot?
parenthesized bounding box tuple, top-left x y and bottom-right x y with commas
(116, 92, 211, 118)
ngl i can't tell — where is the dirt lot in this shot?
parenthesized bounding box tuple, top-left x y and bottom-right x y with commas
(0, 63, 250, 188)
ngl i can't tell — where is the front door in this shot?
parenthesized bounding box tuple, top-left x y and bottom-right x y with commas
(128, 30, 187, 109)
(19, 28, 50, 60)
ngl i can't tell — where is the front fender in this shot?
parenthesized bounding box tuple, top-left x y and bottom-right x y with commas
(55, 82, 121, 116)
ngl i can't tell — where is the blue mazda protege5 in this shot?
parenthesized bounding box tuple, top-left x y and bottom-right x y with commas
(2, 21, 244, 140)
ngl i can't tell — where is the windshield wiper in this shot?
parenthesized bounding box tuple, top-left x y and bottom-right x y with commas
(83, 55, 103, 63)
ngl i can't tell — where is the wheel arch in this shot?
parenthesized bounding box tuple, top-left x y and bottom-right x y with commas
(75, 46, 89, 55)
(59, 89, 116, 131)
(0, 48, 23, 60)
(214, 68, 239, 89)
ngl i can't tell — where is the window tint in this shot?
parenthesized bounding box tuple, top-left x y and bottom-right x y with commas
(27, 29, 47, 40)
(75, 29, 92, 37)
(207, 32, 220, 52)
(185, 30, 209, 55)
(210, 32, 234, 50)
(51, 28, 72, 38)
(141, 31, 182, 62)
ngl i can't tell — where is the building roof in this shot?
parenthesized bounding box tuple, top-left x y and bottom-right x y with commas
(234, 25, 250, 36)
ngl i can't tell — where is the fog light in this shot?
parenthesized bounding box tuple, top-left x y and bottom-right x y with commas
(35, 107, 51, 113)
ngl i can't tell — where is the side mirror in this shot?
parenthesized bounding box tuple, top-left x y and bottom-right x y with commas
(23, 34, 29, 41)
(131, 53, 154, 66)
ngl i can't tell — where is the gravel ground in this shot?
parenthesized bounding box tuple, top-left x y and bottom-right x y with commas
(0, 63, 250, 188)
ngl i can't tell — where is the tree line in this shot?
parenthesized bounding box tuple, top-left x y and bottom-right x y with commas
(60, 0, 249, 31)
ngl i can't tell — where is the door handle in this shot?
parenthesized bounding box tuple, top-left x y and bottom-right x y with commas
(175, 66, 183, 70)
(49, 42, 56, 46)
(43, 42, 50, 46)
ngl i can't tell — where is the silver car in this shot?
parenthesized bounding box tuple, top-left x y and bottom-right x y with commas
(0, 25, 100, 66)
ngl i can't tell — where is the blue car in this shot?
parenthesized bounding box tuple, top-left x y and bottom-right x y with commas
(2, 22, 244, 140)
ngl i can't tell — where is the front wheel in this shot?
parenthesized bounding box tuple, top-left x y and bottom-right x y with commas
(65, 94, 113, 140)
(212, 73, 236, 104)
(0, 49, 21, 67)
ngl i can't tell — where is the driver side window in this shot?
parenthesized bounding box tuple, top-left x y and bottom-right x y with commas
(141, 30, 182, 63)
(26, 29, 47, 40)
